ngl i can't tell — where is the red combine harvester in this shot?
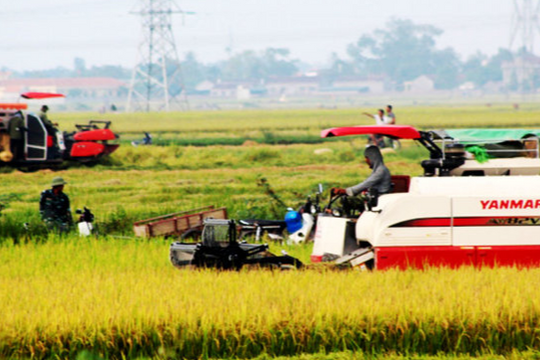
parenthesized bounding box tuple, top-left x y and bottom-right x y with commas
(312, 125, 540, 270)
(0, 93, 119, 168)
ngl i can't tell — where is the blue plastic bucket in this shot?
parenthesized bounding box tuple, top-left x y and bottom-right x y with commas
(285, 209, 303, 233)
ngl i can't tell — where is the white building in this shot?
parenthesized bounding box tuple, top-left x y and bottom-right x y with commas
(404, 75, 435, 93)
(329, 76, 385, 94)
(501, 56, 540, 89)
(266, 76, 320, 96)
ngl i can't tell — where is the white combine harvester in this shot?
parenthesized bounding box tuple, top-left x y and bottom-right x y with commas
(312, 125, 540, 270)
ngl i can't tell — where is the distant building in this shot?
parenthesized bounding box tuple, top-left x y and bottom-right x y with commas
(196, 74, 388, 99)
(0, 77, 126, 101)
(209, 83, 237, 98)
(266, 76, 320, 96)
(195, 81, 215, 92)
(501, 55, 540, 90)
(483, 81, 505, 94)
(459, 82, 475, 91)
(236, 85, 251, 100)
(321, 76, 385, 94)
(404, 75, 435, 93)
(0, 72, 12, 81)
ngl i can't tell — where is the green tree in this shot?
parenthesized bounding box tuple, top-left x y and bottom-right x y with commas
(431, 48, 461, 89)
(346, 18, 459, 89)
(18, 67, 73, 79)
(220, 50, 261, 81)
(462, 49, 513, 87)
(73, 57, 86, 77)
(219, 48, 298, 81)
(180, 52, 210, 90)
(86, 65, 130, 79)
(322, 52, 356, 82)
(261, 48, 298, 77)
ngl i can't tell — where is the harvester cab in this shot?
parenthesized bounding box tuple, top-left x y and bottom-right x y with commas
(313, 125, 540, 270)
(0, 93, 119, 168)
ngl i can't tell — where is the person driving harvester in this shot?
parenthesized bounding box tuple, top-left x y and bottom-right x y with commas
(331, 145, 392, 214)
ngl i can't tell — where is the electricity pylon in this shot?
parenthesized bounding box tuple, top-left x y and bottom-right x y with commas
(126, 0, 189, 112)
(509, 0, 540, 53)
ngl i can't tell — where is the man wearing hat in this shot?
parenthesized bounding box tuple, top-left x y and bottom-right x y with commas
(40, 177, 73, 232)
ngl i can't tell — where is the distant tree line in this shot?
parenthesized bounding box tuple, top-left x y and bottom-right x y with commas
(14, 57, 132, 81)
(6, 19, 525, 91)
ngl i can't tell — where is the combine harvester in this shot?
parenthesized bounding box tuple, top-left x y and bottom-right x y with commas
(312, 125, 540, 270)
(0, 92, 119, 168)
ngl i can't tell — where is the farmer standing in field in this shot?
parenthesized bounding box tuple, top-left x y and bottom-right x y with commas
(363, 108, 389, 125)
(386, 104, 396, 124)
(40, 177, 73, 232)
(362, 109, 389, 147)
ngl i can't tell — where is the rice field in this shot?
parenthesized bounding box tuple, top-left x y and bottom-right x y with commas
(3, 106, 540, 359)
(54, 105, 540, 145)
(0, 142, 426, 240)
(3, 238, 540, 359)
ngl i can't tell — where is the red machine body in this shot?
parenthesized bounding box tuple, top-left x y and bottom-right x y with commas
(374, 245, 540, 270)
(70, 142, 105, 158)
(73, 129, 117, 142)
(67, 121, 119, 161)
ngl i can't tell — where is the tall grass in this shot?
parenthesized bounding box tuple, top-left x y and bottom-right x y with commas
(0, 142, 426, 240)
(2, 238, 540, 358)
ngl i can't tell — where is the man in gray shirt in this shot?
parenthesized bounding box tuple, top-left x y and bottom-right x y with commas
(386, 105, 396, 125)
(333, 145, 392, 200)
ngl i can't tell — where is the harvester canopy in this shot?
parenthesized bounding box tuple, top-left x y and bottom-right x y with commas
(20, 92, 65, 100)
(321, 125, 422, 139)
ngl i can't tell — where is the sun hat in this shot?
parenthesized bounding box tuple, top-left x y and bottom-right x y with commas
(51, 177, 67, 187)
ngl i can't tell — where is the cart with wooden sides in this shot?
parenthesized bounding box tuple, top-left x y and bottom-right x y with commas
(133, 205, 227, 238)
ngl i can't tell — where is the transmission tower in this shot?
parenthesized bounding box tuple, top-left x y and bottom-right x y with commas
(126, 0, 189, 112)
(509, 0, 540, 53)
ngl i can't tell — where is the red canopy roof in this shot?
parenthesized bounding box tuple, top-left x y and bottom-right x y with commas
(20, 92, 65, 100)
(321, 125, 422, 140)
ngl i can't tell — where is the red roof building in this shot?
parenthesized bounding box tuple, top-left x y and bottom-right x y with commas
(0, 77, 126, 100)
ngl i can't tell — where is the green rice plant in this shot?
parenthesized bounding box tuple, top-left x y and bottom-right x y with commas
(0, 138, 428, 241)
(245, 148, 282, 163)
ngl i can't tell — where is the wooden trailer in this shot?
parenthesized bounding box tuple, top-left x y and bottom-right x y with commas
(133, 205, 227, 238)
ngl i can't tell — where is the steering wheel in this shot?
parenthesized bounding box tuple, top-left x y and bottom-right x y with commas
(324, 193, 348, 217)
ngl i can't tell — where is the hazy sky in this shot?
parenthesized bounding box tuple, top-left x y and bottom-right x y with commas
(1, 0, 515, 72)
